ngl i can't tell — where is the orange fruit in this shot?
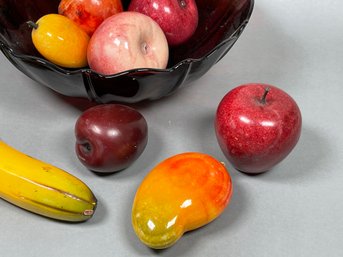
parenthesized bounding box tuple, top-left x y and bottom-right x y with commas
(29, 14, 89, 68)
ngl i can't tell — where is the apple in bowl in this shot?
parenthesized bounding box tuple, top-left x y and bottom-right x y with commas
(87, 11, 169, 75)
(128, 0, 199, 46)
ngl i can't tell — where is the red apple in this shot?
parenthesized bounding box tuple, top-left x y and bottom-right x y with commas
(215, 83, 302, 174)
(75, 104, 148, 173)
(128, 0, 198, 46)
(58, 0, 123, 36)
(87, 11, 169, 75)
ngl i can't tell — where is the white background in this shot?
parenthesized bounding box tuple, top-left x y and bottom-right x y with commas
(1, 0, 343, 256)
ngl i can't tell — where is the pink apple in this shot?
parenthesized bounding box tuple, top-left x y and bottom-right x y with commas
(128, 0, 198, 46)
(87, 12, 169, 75)
(215, 83, 302, 174)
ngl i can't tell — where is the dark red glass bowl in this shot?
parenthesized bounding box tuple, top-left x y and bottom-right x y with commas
(0, 0, 254, 103)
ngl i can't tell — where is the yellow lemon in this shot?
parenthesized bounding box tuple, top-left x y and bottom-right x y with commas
(28, 14, 89, 68)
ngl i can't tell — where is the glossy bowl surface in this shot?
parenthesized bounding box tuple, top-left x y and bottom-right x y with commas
(0, 0, 254, 103)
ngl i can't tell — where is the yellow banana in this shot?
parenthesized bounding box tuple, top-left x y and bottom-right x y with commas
(0, 140, 97, 222)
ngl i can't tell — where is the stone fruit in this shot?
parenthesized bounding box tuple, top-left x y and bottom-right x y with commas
(215, 83, 302, 174)
(58, 0, 123, 36)
(132, 152, 233, 249)
(87, 11, 169, 75)
(28, 13, 89, 68)
(128, 0, 199, 46)
(0, 140, 97, 222)
(75, 104, 148, 173)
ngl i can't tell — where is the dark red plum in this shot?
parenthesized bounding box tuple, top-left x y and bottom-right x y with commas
(75, 104, 148, 173)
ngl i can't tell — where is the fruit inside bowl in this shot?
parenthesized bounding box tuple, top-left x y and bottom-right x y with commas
(0, 0, 254, 103)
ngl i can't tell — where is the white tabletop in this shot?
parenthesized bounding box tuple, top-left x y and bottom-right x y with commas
(1, 0, 343, 256)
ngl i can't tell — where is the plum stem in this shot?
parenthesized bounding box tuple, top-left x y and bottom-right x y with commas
(26, 21, 38, 30)
(260, 87, 270, 104)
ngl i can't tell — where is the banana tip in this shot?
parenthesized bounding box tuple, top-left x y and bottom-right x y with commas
(83, 209, 94, 216)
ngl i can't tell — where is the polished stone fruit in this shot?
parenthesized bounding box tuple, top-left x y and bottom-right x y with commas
(215, 83, 302, 174)
(132, 152, 233, 249)
(128, 0, 198, 46)
(75, 104, 148, 173)
(87, 11, 169, 75)
(28, 14, 89, 68)
(58, 0, 123, 36)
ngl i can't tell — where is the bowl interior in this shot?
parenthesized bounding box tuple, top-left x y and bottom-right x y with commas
(1, 0, 252, 68)
(0, 0, 254, 103)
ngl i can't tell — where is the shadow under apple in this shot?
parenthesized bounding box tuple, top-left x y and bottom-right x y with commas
(258, 126, 330, 183)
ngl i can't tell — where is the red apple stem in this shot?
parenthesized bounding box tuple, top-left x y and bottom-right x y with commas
(179, 0, 186, 8)
(260, 87, 270, 104)
(26, 21, 38, 30)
